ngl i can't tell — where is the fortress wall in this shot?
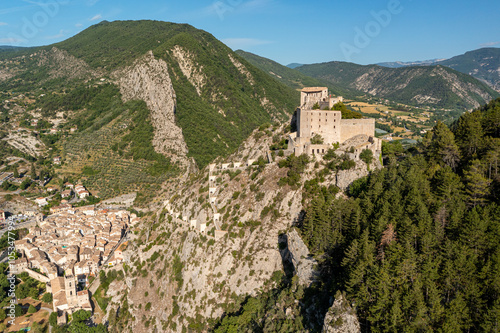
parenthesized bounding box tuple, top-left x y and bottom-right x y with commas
(25, 267, 50, 283)
(340, 119, 375, 143)
(297, 109, 341, 143)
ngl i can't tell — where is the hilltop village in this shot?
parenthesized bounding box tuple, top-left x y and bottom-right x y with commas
(12, 207, 139, 322)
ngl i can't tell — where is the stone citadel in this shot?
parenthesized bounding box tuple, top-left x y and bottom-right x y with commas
(288, 87, 381, 158)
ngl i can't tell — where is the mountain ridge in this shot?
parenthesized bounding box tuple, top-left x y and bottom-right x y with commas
(0, 20, 299, 199)
(236, 49, 499, 110)
(377, 47, 500, 91)
(294, 60, 499, 110)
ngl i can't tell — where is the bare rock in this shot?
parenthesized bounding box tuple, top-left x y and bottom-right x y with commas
(113, 51, 190, 168)
(283, 228, 317, 286)
(323, 291, 360, 333)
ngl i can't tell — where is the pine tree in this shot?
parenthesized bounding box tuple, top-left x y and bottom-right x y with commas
(30, 163, 37, 179)
(454, 110, 484, 159)
(430, 121, 461, 170)
(464, 160, 491, 207)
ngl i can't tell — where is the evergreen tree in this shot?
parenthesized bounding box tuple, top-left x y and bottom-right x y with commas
(430, 121, 461, 169)
(454, 110, 484, 159)
(30, 163, 37, 179)
(464, 160, 491, 207)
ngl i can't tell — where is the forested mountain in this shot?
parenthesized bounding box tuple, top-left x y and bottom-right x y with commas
(378, 48, 500, 92)
(237, 49, 499, 110)
(236, 50, 357, 98)
(214, 98, 500, 332)
(295, 61, 499, 110)
(0, 20, 298, 199)
(435, 48, 500, 92)
(286, 63, 304, 69)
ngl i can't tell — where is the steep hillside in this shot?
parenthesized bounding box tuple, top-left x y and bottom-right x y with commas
(99, 119, 378, 332)
(0, 20, 299, 200)
(436, 47, 500, 92)
(295, 61, 499, 110)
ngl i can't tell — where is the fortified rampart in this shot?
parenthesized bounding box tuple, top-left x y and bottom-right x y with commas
(340, 118, 375, 143)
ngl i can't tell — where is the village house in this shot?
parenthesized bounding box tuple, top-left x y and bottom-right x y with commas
(61, 189, 72, 198)
(35, 197, 48, 207)
(50, 203, 72, 215)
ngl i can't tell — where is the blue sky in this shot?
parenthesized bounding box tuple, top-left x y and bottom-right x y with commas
(0, 0, 499, 65)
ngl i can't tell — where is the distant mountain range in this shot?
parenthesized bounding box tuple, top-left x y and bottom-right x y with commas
(295, 61, 498, 110)
(377, 48, 500, 92)
(237, 50, 499, 110)
(377, 59, 446, 68)
(0, 45, 28, 53)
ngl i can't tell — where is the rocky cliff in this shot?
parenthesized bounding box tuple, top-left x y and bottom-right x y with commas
(113, 51, 190, 168)
(100, 122, 377, 332)
(282, 228, 318, 286)
(322, 292, 361, 333)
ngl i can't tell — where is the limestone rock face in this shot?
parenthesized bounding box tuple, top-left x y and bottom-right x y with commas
(113, 51, 189, 167)
(283, 228, 317, 286)
(335, 161, 371, 191)
(228, 53, 255, 85)
(170, 45, 206, 96)
(322, 292, 361, 333)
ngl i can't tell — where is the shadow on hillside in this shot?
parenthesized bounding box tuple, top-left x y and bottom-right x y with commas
(211, 231, 333, 333)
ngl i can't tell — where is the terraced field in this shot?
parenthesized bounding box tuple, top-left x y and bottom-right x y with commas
(60, 119, 175, 201)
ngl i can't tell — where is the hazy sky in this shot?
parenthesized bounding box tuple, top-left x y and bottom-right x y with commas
(0, 0, 499, 65)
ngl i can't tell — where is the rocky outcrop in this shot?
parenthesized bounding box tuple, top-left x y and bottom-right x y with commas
(170, 45, 206, 96)
(282, 228, 318, 286)
(432, 66, 493, 109)
(322, 291, 361, 333)
(113, 51, 190, 167)
(336, 160, 371, 191)
(228, 53, 255, 85)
